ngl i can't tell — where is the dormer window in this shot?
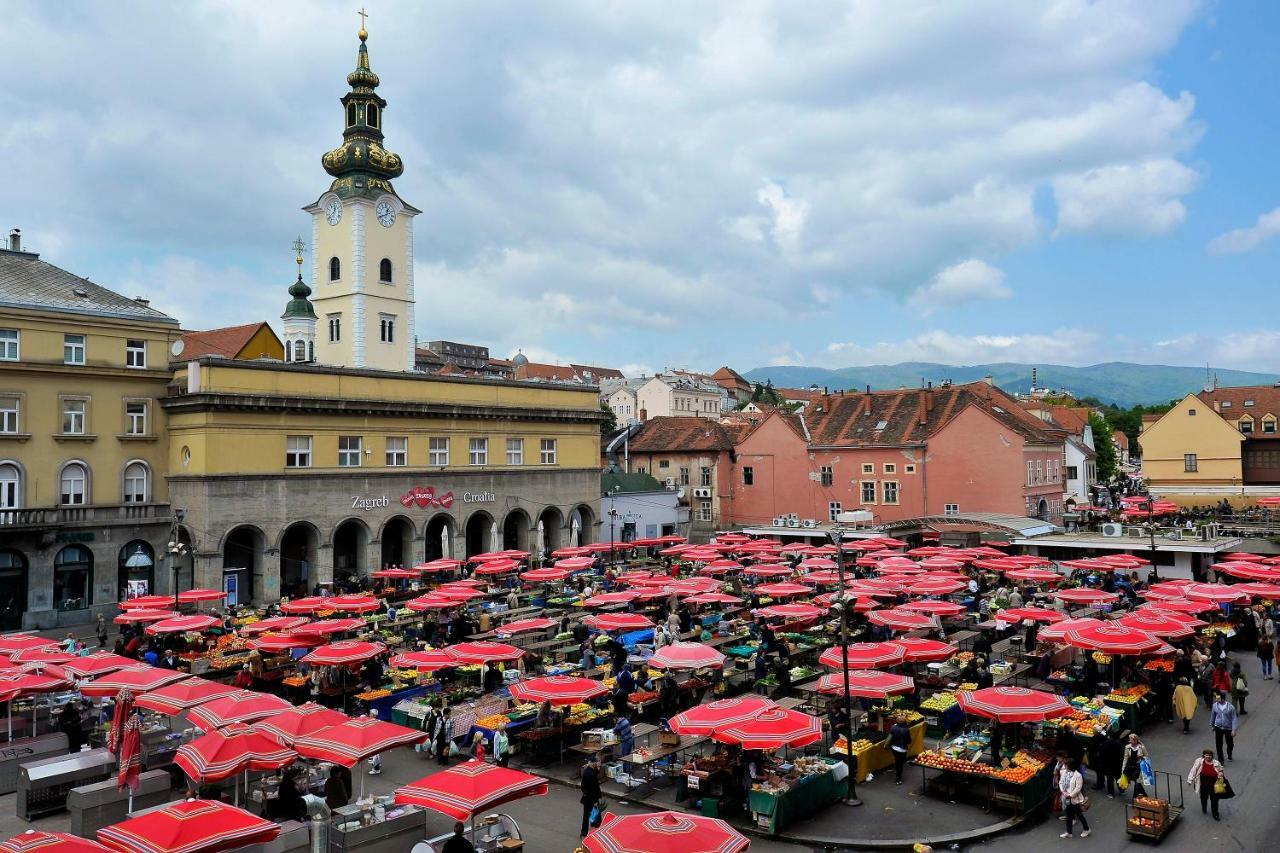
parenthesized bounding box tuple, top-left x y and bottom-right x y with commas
(367, 103, 379, 128)
(1220, 401, 1232, 409)
(1244, 399, 1255, 407)
(329, 257, 341, 281)
(346, 103, 357, 127)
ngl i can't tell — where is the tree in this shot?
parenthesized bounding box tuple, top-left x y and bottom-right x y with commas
(1089, 411, 1118, 484)
(599, 401, 618, 434)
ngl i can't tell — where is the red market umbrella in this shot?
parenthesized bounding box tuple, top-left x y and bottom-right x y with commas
(669, 696, 778, 736)
(371, 568, 418, 580)
(62, 653, 137, 679)
(583, 592, 641, 608)
(553, 557, 596, 571)
(867, 608, 937, 631)
(584, 613, 654, 631)
(105, 690, 135, 756)
(753, 582, 811, 598)
(238, 617, 309, 636)
(277, 597, 329, 615)
(754, 603, 825, 621)
(996, 606, 1067, 624)
(301, 641, 385, 666)
(712, 707, 822, 750)
(394, 760, 548, 821)
(116, 715, 142, 801)
(446, 642, 524, 665)
(113, 609, 179, 625)
(1004, 568, 1064, 583)
(1214, 563, 1280, 581)
(899, 600, 967, 617)
(1116, 612, 1201, 639)
(0, 636, 56, 654)
(144, 615, 219, 636)
(799, 558, 838, 571)
(10, 648, 75, 665)
(888, 637, 958, 662)
(97, 799, 280, 853)
(684, 592, 743, 606)
(553, 546, 594, 557)
(116, 596, 175, 611)
(494, 618, 558, 637)
(295, 715, 427, 766)
(135, 678, 238, 715)
(906, 577, 965, 596)
(508, 676, 609, 706)
(405, 596, 462, 612)
(649, 642, 726, 670)
(82, 667, 185, 699)
(293, 618, 366, 636)
(254, 703, 349, 744)
(326, 595, 380, 613)
(176, 589, 227, 604)
(743, 565, 793, 578)
(799, 571, 844, 585)
(473, 560, 521, 576)
(669, 578, 720, 595)
(390, 650, 459, 671)
(956, 686, 1071, 723)
(245, 632, 322, 653)
(584, 810, 749, 853)
(1182, 583, 1250, 604)
(1098, 554, 1150, 568)
(1, 832, 114, 853)
(817, 669, 915, 698)
(819, 642, 907, 670)
(1038, 617, 1106, 642)
(174, 724, 296, 783)
(1054, 588, 1120, 605)
(698, 560, 744, 575)
(519, 567, 570, 583)
(1230, 582, 1280, 599)
(187, 691, 292, 732)
(1061, 624, 1167, 655)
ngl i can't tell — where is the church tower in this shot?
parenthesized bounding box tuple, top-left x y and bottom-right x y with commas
(281, 237, 317, 363)
(305, 20, 419, 371)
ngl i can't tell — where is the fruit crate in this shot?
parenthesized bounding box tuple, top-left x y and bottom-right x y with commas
(1124, 771, 1183, 843)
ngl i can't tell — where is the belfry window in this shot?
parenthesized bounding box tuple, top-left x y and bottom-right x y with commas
(379, 258, 392, 283)
(367, 104, 379, 128)
(329, 257, 341, 281)
(346, 103, 357, 127)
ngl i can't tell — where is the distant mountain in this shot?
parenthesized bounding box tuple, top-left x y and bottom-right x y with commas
(742, 362, 1277, 408)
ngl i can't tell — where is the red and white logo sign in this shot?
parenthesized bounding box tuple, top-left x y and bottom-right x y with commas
(400, 486, 455, 509)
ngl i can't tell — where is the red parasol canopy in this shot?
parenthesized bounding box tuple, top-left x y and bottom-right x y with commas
(144, 615, 219, 636)
(390, 649, 459, 671)
(326, 595, 380, 613)
(238, 617, 309, 636)
(1182, 582, 1250, 604)
(116, 596, 175, 611)
(508, 676, 609, 706)
(668, 696, 777, 735)
(905, 577, 966, 596)
(370, 568, 418, 580)
(1004, 568, 1064, 583)
(62, 653, 137, 679)
(277, 597, 329, 615)
(187, 691, 292, 732)
(819, 642, 907, 670)
(1229, 581, 1280, 599)
(0, 636, 57, 654)
(301, 640, 385, 667)
(404, 596, 461, 612)
(1213, 562, 1280, 581)
(81, 667, 184, 699)
(417, 559, 465, 572)
(752, 582, 811, 598)
(473, 559, 521, 576)
(177, 589, 227, 604)
(519, 567, 570, 583)
(245, 632, 322, 653)
(866, 608, 937, 631)
(97, 799, 280, 853)
(554, 557, 597, 571)
(684, 592, 743, 606)
(583, 613, 654, 631)
(899, 600, 967, 617)
(649, 642, 726, 670)
(817, 669, 916, 698)
(135, 678, 238, 715)
(996, 606, 1067, 624)
(113, 609, 179, 625)
(254, 703, 349, 744)
(1054, 588, 1119, 605)
(393, 760, 548, 822)
(1, 832, 114, 853)
(1061, 624, 1167, 655)
(174, 723, 297, 783)
(698, 559, 745, 575)
(446, 641, 525, 665)
(754, 603, 825, 621)
(494, 618, 558, 637)
(1115, 612, 1201, 639)
(712, 707, 822, 750)
(116, 715, 142, 795)
(584, 810, 749, 853)
(956, 686, 1071, 723)
(583, 591, 641, 608)
(295, 715, 427, 766)
(887, 637, 958, 662)
(10, 648, 75, 665)
(292, 618, 366, 636)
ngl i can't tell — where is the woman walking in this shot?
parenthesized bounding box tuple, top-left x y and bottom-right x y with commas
(1123, 734, 1149, 799)
(1258, 635, 1274, 680)
(1173, 677, 1198, 734)
(1230, 661, 1249, 715)
(1058, 758, 1091, 838)
(1187, 749, 1225, 821)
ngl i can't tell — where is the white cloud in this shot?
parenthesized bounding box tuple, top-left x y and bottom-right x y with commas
(1153, 330, 1280, 370)
(1208, 206, 1280, 254)
(907, 259, 1011, 314)
(822, 328, 1101, 366)
(1053, 159, 1200, 236)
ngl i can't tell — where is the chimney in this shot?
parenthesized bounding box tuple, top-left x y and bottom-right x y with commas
(865, 385, 870, 394)
(7, 229, 20, 252)
(983, 374, 994, 386)
(133, 296, 150, 307)
(639, 408, 647, 422)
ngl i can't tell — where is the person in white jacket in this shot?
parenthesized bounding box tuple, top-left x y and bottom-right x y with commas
(1187, 749, 1226, 820)
(1058, 758, 1091, 838)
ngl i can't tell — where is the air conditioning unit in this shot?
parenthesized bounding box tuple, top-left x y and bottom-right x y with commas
(801, 519, 817, 529)
(1165, 529, 1183, 541)
(1100, 523, 1123, 538)
(693, 487, 712, 499)
(1200, 523, 1218, 541)
(786, 517, 800, 528)
(788, 513, 799, 523)
(772, 516, 788, 527)
(664, 477, 676, 488)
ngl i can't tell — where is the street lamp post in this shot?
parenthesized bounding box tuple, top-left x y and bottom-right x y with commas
(1144, 499, 1159, 580)
(608, 489, 620, 568)
(829, 519, 863, 807)
(168, 509, 188, 611)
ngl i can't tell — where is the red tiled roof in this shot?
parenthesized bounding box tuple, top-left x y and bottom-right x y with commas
(629, 417, 737, 453)
(177, 322, 276, 359)
(803, 381, 1062, 447)
(513, 361, 622, 383)
(1112, 430, 1130, 450)
(1198, 386, 1280, 439)
(1048, 406, 1090, 435)
(778, 386, 823, 403)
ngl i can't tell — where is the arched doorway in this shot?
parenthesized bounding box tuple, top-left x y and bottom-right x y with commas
(536, 507, 563, 557)
(569, 505, 596, 546)
(280, 522, 319, 599)
(464, 511, 495, 558)
(118, 540, 155, 601)
(0, 550, 27, 631)
(332, 519, 370, 584)
(222, 526, 264, 606)
(380, 516, 415, 568)
(502, 509, 531, 552)
(1036, 498, 1048, 521)
(423, 514, 455, 561)
(54, 545, 93, 613)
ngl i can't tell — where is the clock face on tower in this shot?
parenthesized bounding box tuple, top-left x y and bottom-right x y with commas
(376, 200, 396, 227)
(325, 198, 342, 225)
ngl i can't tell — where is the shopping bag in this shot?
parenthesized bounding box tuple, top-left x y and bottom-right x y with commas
(1219, 777, 1235, 800)
(1214, 777, 1226, 795)
(1117, 773, 1129, 792)
(1080, 796, 1092, 812)
(1139, 758, 1154, 789)
(590, 798, 607, 827)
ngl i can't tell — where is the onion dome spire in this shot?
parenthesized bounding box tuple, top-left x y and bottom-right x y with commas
(283, 237, 316, 320)
(320, 15, 404, 201)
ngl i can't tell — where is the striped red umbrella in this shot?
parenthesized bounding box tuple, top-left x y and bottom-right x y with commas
(899, 600, 966, 617)
(1, 831, 114, 853)
(1054, 588, 1119, 605)
(669, 696, 777, 736)
(116, 715, 142, 795)
(1182, 583, 1250, 604)
(1215, 563, 1280, 581)
(819, 642, 907, 670)
(326, 595, 380, 613)
(62, 653, 137, 679)
(1116, 612, 1201, 639)
(145, 615, 219, 636)
(435, 588, 485, 601)
(996, 606, 1067, 624)
(405, 595, 462, 612)
(584, 810, 749, 853)
(277, 597, 328, 615)
(697, 560, 744, 575)
(684, 592, 743, 605)
(582, 591, 642, 608)
(116, 596, 174, 611)
(1060, 624, 1168, 656)
(177, 589, 227, 604)
(508, 676, 609, 706)
(753, 582, 812, 598)
(10, 648, 75, 665)
(301, 641, 385, 667)
(649, 642, 726, 670)
(754, 603, 825, 621)
(1004, 568, 1064, 583)
(293, 618, 366, 636)
(584, 613, 654, 631)
(394, 760, 548, 821)
(82, 667, 185, 699)
(817, 669, 915, 698)
(295, 715, 427, 766)
(390, 650, 459, 671)
(135, 678, 238, 715)
(553, 557, 596, 571)
(712, 707, 822, 750)
(494, 618, 558, 637)
(445, 642, 524, 665)
(0, 636, 57, 654)
(113, 609, 179, 624)
(254, 703, 349, 744)
(957, 687, 1071, 723)
(743, 565, 793, 578)
(239, 617, 309, 636)
(245, 632, 322, 653)
(888, 638, 958, 662)
(519, 567, 570, 583)
(906, 577, 965, 596)
(417, 559, 465, 572)
(473, 559, 521, 576)
(1230, 581, 1280, 599)
(174, 724, 296, 783)
(371, 568, 418, 580)
(1038, 617, 1106, 641)
(97, 799, 280, 853)
(866, 608, 937, 631)
(188, 691, 292, 732)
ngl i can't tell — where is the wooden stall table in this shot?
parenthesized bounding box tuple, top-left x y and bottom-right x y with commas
(748, 758, 847, 835)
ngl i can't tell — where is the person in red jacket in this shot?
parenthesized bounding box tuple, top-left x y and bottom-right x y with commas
(1211, 661, 1232, 696)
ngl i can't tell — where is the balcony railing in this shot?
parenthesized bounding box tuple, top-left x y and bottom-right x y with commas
(0, 502, 172, 528)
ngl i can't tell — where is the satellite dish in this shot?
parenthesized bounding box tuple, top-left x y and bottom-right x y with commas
(170, 339, 185, 357)
(676, 487, 686, 501)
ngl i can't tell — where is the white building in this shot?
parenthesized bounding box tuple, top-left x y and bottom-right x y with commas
(601, 373, 725, 422)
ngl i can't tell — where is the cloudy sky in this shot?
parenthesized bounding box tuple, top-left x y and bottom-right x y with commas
(4, 1, 1277, 374)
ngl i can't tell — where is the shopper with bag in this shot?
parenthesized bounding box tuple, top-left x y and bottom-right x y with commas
(1173, 677, 1198, 734)
(1211, 691, 1238, 762)
(579, 752, 603, 837)
(1258, 635, 1275, 680)
(1187, 749, 1227, 820)
(1058, 758, 1091, 838)
(1122, 734, 1149, 799)
(1230, 661, 1249, 715)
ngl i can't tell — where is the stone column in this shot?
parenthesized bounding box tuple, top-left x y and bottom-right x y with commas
(259, 553, 282, 604)
(193, 552, 222, 594)
(315, 543, 334, 588)
(364, 539, 382, 576)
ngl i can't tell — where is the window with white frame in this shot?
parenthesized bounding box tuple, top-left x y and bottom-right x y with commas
(828, 501, 842, 522)
(697, 500, 712, 522)
(1240, 418, 1254, 434)
(62, 398, 86, 435)
(700, 467, 712, 487)
(882, 480, 899, 504)
(123, 462, 148, 503)
(469, 437, 488, 466)
(862, 463, 874, 474)
(1184, 453, 1198, 472)
(379, 315, 395, 343)
(679, 467, 689, 485)
(0, 329, 17, 361)
(125, 401, 147, 435)
(1026, 461, 1034, 486)
(1035, 460, 1043, 483)
(0, 396, 18, 433)
(506, 438, 524, 465)
(884, 463, 896, 474)
(1264, 418, 1277, 434)
(429, 437, 449, 466)
(60, 462, 87, 505)
(540, 438, 557, 464)
(338, 435, 362, 467)
(63, 334, 85, 365)
(125, 339, 146, 368)
(0, 463, 18, 509)
(861, 481, 876, 503)
(386, 436, 407, 466)
(286, 436, 312, 468)
(328, 315, 341, 342)
(820, 465, 834, 487)
(944, 503, 959, 515)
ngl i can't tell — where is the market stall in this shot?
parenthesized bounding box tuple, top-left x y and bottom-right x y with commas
(747, 755, 848, 834)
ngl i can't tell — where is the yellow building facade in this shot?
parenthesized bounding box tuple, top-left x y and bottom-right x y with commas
(0, 235, 182, 628)
(1138, 393, 1245, 504)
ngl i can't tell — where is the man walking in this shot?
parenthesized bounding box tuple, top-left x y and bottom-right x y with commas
(579, 752, 602, 838)
(1211, 691, 1238, 763)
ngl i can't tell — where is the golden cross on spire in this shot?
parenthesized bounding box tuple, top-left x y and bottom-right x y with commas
(358, 7, 368, 32)
(292, 236, 305, 267)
